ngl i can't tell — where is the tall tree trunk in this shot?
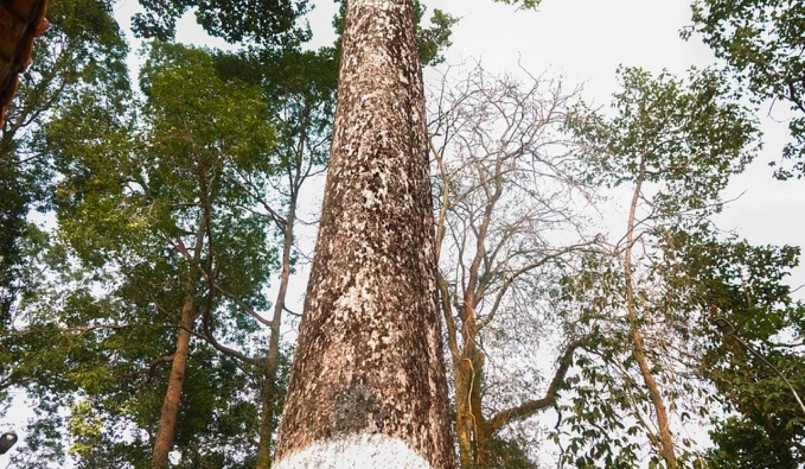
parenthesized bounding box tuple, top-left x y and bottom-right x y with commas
(624, 158, 676, 469)
(273, 0, 455, 466)
(151, 294, 194, 469)
(255, 195, 296, 469)
(453, 178, 500, 469)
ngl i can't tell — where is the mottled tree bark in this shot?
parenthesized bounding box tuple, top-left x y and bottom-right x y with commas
(272, 0, 455, 467)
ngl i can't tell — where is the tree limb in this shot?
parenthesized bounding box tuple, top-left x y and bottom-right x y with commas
(486, 339, 583, 433)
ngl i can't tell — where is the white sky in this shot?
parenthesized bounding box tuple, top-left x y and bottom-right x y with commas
(413, 0, 805, 294)
(288, 0, 805, 293)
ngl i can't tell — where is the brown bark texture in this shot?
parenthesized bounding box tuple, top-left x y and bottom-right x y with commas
(273, 0, 455, 467)
(151, 295, 194, 469)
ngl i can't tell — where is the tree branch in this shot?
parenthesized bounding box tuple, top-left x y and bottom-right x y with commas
(486, 339, 583, 433)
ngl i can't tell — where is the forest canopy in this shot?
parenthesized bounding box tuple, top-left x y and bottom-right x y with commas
(0, 0, 803, 468)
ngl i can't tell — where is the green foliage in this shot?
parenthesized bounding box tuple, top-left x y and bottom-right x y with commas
(658, 226, 805, 466)
(569, 66, 759, 216)
(3, 43, 284, 467)
(483, 435, 538, 468)
(686, 0, 805, 178)
(252, 47, 337, 168)
(0, 0, 128, 326)
(0, 162, 27, 321)
(414, 5, 459, 66)
(555, 257, 648, 467)
(492, 0, 542, 9)
(708, 416, 799, 468)
(132, 0, 310, 46)
(556, 67, 763, 466)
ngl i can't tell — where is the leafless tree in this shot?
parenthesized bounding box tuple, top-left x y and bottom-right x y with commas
(428, 65, 596, 468)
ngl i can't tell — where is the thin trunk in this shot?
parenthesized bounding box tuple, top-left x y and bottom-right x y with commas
(255, 194, 297, 469)
(273, 0, 455, 466)
(624, 158, 676, 469)
(454, 170, 500, 468)
(454, 349, 485, 469)
(152, 168, 209, 469)
(455, 285, 484, 468)
(454, 362, 475, 468)
(151, 294, 194, 469)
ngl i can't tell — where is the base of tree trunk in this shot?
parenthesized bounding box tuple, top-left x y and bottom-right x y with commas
(273, 432, 431, 468)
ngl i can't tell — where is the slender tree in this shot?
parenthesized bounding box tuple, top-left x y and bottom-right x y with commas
(273, 0, 455, 466)
(236, 48, 337, 469)
(563, 67, 759, 467)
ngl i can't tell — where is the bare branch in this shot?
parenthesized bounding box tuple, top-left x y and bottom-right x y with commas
(486, 340, 583, 433)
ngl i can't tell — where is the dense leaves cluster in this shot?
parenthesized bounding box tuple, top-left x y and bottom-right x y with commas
(569, 66, 759, 215)
(0, 0, 128, 324)
(661, 227, 805, 467)
(132, 0, 310, 46)
(687, 0, 805, 178)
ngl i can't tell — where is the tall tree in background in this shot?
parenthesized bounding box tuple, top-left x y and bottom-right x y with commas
(273, 0, 455, 466)
(136, 44, 276, 469)
(429, 66, 592, 468)
(212, 47, 338, 469)
(253, 49, 336, 469)
(7, 42, 278, 468)
(563, 67, 759, 468)
(0, 0, 127, 326)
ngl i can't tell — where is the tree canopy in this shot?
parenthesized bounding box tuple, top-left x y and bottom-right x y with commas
(1, 0, 803, 468)
(687, 0, 805, 178)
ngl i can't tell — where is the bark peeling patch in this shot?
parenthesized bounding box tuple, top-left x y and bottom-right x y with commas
(272, 432, 431, 469)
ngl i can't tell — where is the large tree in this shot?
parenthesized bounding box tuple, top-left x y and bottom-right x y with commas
(562, 67, 759, 467)
(2, 42, 277, 468)
(273, 0, 455, 466)
(428, 66, 592, 468)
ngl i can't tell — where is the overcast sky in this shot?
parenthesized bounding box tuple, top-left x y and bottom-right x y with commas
(167, 0, 805, 290)
(409, 0, 805, 295)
